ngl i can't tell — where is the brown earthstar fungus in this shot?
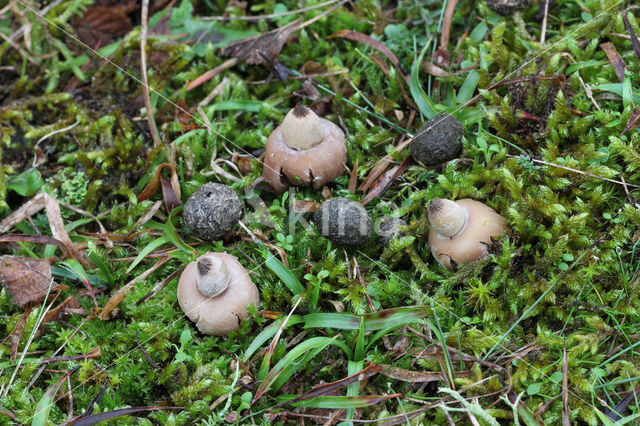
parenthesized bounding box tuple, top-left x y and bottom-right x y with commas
(177, 252, 260, 336)
(262, 105, 347, 192)
(183, 183, 243, 241)
(313, 198, 372, 246)
(409, 113, 464, 166)
(427, 199, 506, 270)
(487, 0, 530, 15)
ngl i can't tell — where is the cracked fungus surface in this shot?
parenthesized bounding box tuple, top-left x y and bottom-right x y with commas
(183, 183, 243, 240)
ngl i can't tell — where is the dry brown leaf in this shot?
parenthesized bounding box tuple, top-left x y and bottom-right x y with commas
(380, 364, 472, 382)
(0, 193, 88, 266)
(72, 5, 136, 48)
(600, 42, 625, 83)
(348, 158, 358, 194)
(5, 306, 33, 361)
(0, 256, 55, 307)
(360, 156, 416, 205)
(622, 108, 640, 136)
(42, 296, 87, 323)
(328, 29, 408, 77)
(221, 18, 303, 65)
(623, 9, 640, 65)
(136, 163, 182, 212)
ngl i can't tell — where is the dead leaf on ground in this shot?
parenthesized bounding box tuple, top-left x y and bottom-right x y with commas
(221, 18, 302, 65)
(623, 9, 640, 64)
(0, 256, 55, 307)
(380, 364, 473, 383)
(0, 193, 88, 267)
(137, 163, 182, 212)
(600, 42, 625, 83)
(360, 156, 416, 205)
(4, 306, 32, 361)
(72, 5, 137, 48)
(42, 296, 87, 323)
(328, 29, 408, 78)
(622, 108, 640, 136)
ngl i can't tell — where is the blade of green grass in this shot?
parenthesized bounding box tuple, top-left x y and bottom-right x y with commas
(274, 394, 400, 409)
(244, 315, 304, 361)
(457, 70, 479, 104)
(125, 235, 170, 274)
(303, 305, 430, 332)
(32, 368, 77, 426)
(253, 336, 345, 403)
(265, 255, 304, 295)
(410, 37, 438, 119)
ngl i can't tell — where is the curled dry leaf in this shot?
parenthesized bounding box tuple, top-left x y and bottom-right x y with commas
(0, 193, 88, 267)
(136, 163, 182, 212)
(221, 18, 303, 65)
(622, 108, 640, 136)
(42, 296, 87, 323)
(600, 42, 625, 83)
(0, 256, 55, 308)
(360, 156, 416, 205)
(328, 29, 408, 78)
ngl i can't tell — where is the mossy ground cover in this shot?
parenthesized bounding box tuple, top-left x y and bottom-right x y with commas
(1, 0, 640, 424)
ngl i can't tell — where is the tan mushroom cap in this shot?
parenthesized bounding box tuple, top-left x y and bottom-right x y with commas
(428, 199, 506, 270)
(177, 252, 259, 336)
(262, 106, 347, 192)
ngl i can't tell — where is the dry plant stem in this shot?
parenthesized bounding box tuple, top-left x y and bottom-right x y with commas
(136, 331, 161, 369)
(0, 30, 39, 65)
(439, 0, 458, 50)
(3, 293, 57, 398)
(506, 154, 640, 188)
(140, 0, 161, 148)
(198, 77, 230, 107)
(99, 257, 170, 320)
(26, 315, 92, 391)
(203, 0, 341, 21)
(540, 0, 550, 44)
(187, 57, 239, 91)
(9, 0, 63, 41)
(562, 339, 570, 426)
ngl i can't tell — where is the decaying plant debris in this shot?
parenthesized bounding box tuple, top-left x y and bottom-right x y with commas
(2, 0, 640, 424)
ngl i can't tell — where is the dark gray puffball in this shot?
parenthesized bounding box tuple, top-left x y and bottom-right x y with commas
(377, 217, 407, 247)
(313, 198, 372, 246)
(487, 0, 530, 15)
(409, 113, 464, 166)
(183, 183, 243, 241)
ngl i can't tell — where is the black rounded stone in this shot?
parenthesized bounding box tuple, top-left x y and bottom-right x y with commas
(409, 113, 464, 166)
(487, 0, 530, 15)
(376, 217, 408, 247)
(183, 183, 243, 241)
(313, 198, 372, 246)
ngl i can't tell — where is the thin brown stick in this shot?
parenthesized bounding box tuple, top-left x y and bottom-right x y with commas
(540, 0, 550, 44)
(140, 0, 161, 147)
(439, 0, 458, 51)
(562, 338, 570, 426)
